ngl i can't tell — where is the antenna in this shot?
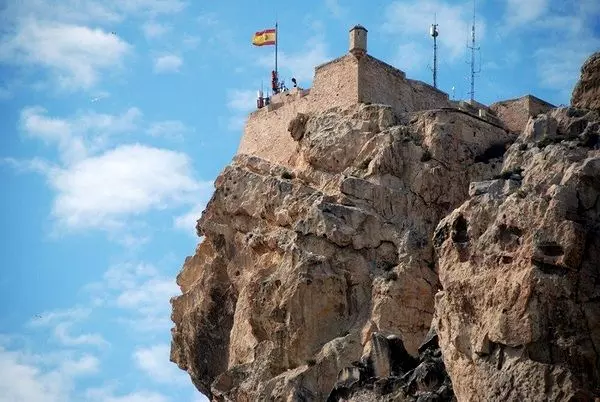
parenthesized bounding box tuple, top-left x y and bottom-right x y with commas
(466, 0, 481, 102)
(430, 13, 439, 89)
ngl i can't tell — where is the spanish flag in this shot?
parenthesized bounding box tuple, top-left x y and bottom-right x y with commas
(252, 28, 276, 46)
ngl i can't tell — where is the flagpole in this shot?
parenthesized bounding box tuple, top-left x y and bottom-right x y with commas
(275, 21, 278, 78)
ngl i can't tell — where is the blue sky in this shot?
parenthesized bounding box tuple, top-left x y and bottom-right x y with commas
(0, 0, 598, 401)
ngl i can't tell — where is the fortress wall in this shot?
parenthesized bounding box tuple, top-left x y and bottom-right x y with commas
(238, 96, 311, 167)
(490, 97, 530, 134)
(490, 95, 555, 134)
(238, 55, 359, 167)
(358, 56, 450, 114)
(407, 79, 452, 111)
(309, 55, 359, 106)
(358, 56, 413, 113)
(238, 53, 455, 167)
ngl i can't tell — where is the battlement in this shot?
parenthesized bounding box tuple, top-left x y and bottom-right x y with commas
(238, 26, 453, 167)
(256, 87, 311, 113)
(237, 25, 553, 167)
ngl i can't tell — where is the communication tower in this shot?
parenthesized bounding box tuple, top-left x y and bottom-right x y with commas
(467, 0, 481, 102)
(430, 18, 439, 89)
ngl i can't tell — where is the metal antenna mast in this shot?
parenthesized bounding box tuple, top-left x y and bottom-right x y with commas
(430, 14, 439, 89)
(467, 0, 481, 102)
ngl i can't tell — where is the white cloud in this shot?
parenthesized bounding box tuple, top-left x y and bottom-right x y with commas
(173, 192, 213, 236)
(0, 0, 188, 91)
(283, 40, 330, 82)
(392, 43, 428, 74)
(133, 344, 187, 384)
(90, 92, 110, 103)
(116, 278, 177, 311)
(53, 323, 109, 348)
(20, 106, 142, 165)
(1, 0, 122, 25)
(225, 89, 256, 133)
(533, 2, 600, 96)
(535, 42, 599, 97)
(102, 262, 158, 289)
(147, 120, 189, 140)
(0, 20, 130, 91)
(26, 307, 108, 348)
(154, 54, 183, 73)
(2, 157, 56, 177)
(11, 106, 212, 235)
(57, 354, 99, 375)
(5, 0, 185, 22)
(28, 307, 91, 328)
(383, 0, 485, 64)
(48, 144, 200, 230)
(85, 262, 180, 332)
(504, 0, 548, 28)
(0, 347, 99, 402)
(142, 21, 170, 39)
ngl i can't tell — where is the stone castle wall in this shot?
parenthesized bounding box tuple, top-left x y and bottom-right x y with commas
(238, 55, 359, 166)
(490, 95, 555, 134)
(358, 56, 451, 113)
(238, 54, 451, 167)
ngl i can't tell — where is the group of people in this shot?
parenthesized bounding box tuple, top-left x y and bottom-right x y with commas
(257, 71, 298, 109)
(271, 71, 298, 94)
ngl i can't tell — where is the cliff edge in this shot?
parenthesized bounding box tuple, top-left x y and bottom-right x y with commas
(171, 104, 512, 401)
(572, 52, 600, 112)
(170, 52, 600, 401)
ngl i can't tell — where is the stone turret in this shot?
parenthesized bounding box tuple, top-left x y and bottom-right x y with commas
(349, 25, 367, 59)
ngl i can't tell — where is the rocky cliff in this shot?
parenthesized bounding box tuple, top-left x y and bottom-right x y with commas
(572, 52, 600, 112)
(434, 106, 600, 401)
(171, 53, 600, 401)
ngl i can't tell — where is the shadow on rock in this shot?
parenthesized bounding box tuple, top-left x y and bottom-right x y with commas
(328, 327, 455, 402)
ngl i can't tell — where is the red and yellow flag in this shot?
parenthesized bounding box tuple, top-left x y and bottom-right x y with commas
(252, 29, 276, 46)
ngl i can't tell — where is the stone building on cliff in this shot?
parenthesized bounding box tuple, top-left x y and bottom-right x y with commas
(238, 25, 555, 167)
(170, 26, 600, 402)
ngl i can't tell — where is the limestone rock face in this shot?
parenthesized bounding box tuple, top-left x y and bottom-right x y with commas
(572, 52, 600, 112)
(434, 107, 600, 401)
(327, 328, 454, 401)
(170, 103, 512, 401)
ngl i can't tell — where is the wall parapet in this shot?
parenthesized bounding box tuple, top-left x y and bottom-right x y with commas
(315, 55, 350, 72)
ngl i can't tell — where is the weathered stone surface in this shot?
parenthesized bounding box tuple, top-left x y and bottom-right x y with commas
(288, 112, 309, 141)
(572, 52, 600, 112)
(434, 106, 600, 401)
(490, 95, 556, 135)
(327, 328, 454, 402)
(170, 103, 513, 401)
